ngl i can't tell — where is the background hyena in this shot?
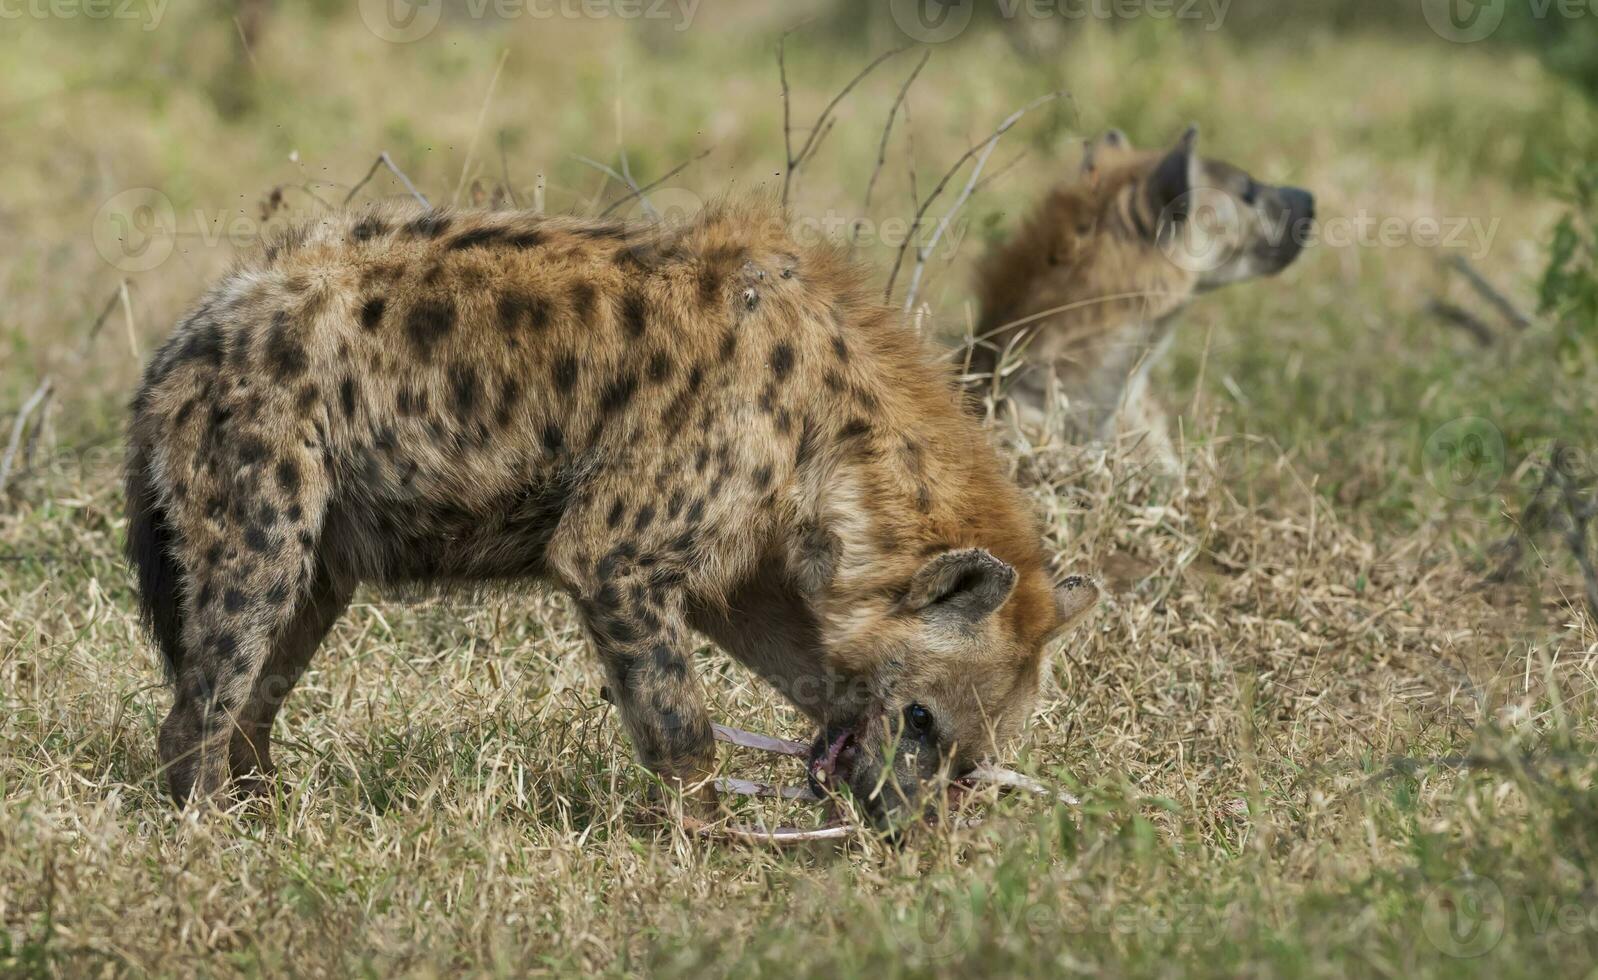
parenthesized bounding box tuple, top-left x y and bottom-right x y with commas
(125, 199, 1096, 828)
(969, 126, 1315, 465)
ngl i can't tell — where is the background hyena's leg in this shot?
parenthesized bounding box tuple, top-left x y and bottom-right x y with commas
(579, 581, 716, 790)
(159, 433, 331, 805)
(228, 562, 354, 793)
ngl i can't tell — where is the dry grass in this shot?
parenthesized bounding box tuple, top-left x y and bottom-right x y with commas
(3, 2, 1598, 977)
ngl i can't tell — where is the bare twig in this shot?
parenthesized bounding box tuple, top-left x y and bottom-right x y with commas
(598, 146, 714, 218)
(343, 153, 431, 209)
(1426, 297, 1498, 347)
(1449, 255, 1534, 331)
(852, 49, 930, 250)
(572, 155, 645, 213)
(0, 378, 54, 497)
(887, 91, 1068, 310)
(779, 32, 908, 208)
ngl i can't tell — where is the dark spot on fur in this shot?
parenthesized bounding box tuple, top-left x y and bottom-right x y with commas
(244, 526, 272, 553)
(599, 371, 638, 416)
(450, 363, 480, 419)
(753, 464, 773, 490)
(352, 216, 389, 242)
(553, 354, 579, 394)
(542, 423, 565, 454)
(295, 385, 320, 412)
(405, 212, 452, 238)
(447, 227, 504, 251)
(238, 438, 268, 466)
(647, 352, 672, 384)
(840, 418, 871, 439)
(770, 342, 795, 382)
(405, 296, 457, 358)
(718, 329, 738, 363)
(633, 503, 655, 532)
(223, 588, 248, 614)
(832, 335, 850, 362)
(360, 297, 386, 331)
(569, 282, 596, 325)
(340, 377, 357, 418)
(275, 459, 301, 495)
(620, 290, 648, 339)
(607, 499, 627, 529)
(499, 292, 552, 333)
(265, 311, 308, 381)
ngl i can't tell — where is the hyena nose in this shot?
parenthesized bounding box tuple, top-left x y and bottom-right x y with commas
(1282, 187, 1315, 222)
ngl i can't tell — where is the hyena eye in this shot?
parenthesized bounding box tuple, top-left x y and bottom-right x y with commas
(903, 702, 935, 739)
(1241, 181, 1260, 206)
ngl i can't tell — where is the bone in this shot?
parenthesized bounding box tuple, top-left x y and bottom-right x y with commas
(712, 723, 809, 758)
(683, 815, 851, 844)
(961, 764, 1081, 806)
(714, 776, 821, 802)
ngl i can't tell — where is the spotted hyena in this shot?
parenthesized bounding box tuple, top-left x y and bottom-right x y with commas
(124, 200, 1097, 829)
(969, 126, 1314, 465)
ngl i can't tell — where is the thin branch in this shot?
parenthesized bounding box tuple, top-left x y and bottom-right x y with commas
(1425, 297, 1497, 347)
(1449, 255, 1533, 331)
(343, 153, 431, 209)
(779, 33, 908, 208)
(598, 146, 714, 218)
(0, 378, 54, 497)
(862, 49, 930, 218)
(572, 155, 643, 214)
(887, 91, 1067, 310)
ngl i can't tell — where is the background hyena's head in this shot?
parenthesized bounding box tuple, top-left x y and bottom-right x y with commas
(1077, 124, 1316, 295)
(811, 553, 1098, 835)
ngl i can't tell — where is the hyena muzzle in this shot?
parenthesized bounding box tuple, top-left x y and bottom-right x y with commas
(125, 200, 1096, 830)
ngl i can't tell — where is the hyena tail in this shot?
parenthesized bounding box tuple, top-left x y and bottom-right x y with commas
(125, 445, 186, 680)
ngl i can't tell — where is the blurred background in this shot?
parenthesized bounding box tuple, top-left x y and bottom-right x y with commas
(4, 2, 1598, 975)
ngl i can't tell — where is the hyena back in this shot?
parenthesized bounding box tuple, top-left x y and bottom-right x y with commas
(126, 200, 1095, 827)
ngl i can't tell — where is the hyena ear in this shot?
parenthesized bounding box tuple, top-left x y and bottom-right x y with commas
(1047, 575, 1100, 642)
(1081, 128, 1132, 178)
(1144, 124, 1201, 228)
(906, 549, 1017, 624)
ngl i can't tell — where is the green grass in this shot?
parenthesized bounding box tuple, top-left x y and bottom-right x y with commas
(2, 2, 1597, 976)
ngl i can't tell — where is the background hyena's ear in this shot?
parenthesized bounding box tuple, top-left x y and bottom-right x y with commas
(1144, 123, 1201, 227)
(906, 549, 1018, 623)
(1081, 128, 1133, 178)
(1046, 575, 1100, 642)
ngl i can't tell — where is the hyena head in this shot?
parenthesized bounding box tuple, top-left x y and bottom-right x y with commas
(811, 548, 1098, 833)
(1081, 124, 1315, 293)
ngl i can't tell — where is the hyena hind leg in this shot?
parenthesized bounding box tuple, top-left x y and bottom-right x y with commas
(228, 561, 354, 795)
(158, 447, 331, 806)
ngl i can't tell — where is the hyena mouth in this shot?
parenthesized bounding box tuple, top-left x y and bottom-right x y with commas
(806, 709, 879, 793)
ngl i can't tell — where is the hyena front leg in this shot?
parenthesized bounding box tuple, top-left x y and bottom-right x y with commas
(579, 578, 717, 794)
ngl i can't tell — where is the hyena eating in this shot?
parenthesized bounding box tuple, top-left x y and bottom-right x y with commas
(970, 126, 1314, 466)
(125, 200, 1097, 830)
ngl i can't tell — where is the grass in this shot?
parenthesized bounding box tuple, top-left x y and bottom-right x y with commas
(2, 1, 1597, 975)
